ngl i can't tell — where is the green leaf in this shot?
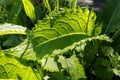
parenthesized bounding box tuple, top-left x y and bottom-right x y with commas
(109, 53, 120, 77)
(92, 57, 114, 80)
(8, 0, 23, 23)
(32, 7, 96, 59)
(102, 0, 120, 39)
(49, 72, 69, 80)
(111, 37, 120, 53)
(0, 0, 23, 23)
(41, 36, 111, 77)
(0, 5, 8, 23)
(70, 0, 77, 13)
(40, 55, 86, 79)
(0, 53, 38, 79)
(93, 23, 102, 36)
(51, 35, 112, 64)
(0, 23, 26, 48)
(0, 23, 26, 35)
(22, 0, 36, 22)
(0, 47, 4, 56)
(4, 39, 36, 61)
(41, 57, 59, 72)
(43, 0, 51, 13)
(63, 54, 86, 80)
(2, 35, 25, 48)
(101, 0, 120, 53)
(33, 33, 89, 59)
(102, 0, 118, 27)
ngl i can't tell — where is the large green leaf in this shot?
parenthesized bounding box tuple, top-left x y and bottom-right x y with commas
(49, 35, 112, 64)
(0, 52, 38, 79)
(0, 23, 26, 35)
(101, 0, 118, 27)
(101, 0, 120, 53)
(102, 0, 120, 38)
(32, 7, 96, 59)
(39, 35, 112, 79)
(40, 54, 86, 79)
(0, 23, 26, 48)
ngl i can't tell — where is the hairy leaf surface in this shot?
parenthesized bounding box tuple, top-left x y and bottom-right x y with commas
(4, 39, 36, 61)
(32, 7, 96, 59)
(0, 52, 37, 79)
(39, 35, 112, 79)
(63, 54, 86, 80)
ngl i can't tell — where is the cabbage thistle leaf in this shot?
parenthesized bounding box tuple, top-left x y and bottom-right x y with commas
(32, 7, 97, 59)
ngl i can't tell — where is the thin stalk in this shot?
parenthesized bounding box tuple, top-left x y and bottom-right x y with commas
(72, 0, 77, 13)
(43, 0, 51, 13)
(69, 0, 77, 13)
(69, 0, 73, 9)
(55, 0, 59, 11)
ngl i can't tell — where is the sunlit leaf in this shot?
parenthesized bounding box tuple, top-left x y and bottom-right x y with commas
(0, 53, 38, 79)
(0, 23, 26, 35)
(22, 0, 36, 22)
(32, 7, 96, 59)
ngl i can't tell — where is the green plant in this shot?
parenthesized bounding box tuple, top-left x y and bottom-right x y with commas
(0, 6, 8, 23)
(0, 0, 120, 80)
(101, 0, 120, 53)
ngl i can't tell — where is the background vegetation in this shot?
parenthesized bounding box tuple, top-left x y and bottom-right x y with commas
(0, 0, 120, 80)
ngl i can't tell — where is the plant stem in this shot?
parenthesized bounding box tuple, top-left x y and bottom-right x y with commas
(72, 0, 77, 13)
(69, 0, 77, 13)
(55, 0, 59, 11)
(43, 0, 51, 13)
(69, 0, 73, 9)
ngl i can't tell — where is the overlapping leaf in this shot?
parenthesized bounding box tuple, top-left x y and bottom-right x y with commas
(102, 0, 120, 53)
(62, 54, 86, 80)
(0, 0, 22, 23)
(0, 51, 38, 79)
(4, 39, 36, 61)
(32, 7, 96, 59)
(102, 0, 120, 36)
(0, 23, 26, 35)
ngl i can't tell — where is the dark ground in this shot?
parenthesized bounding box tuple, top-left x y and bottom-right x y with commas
(77, 0, 106, 12)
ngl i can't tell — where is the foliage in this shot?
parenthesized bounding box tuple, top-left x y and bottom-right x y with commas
(0, 0, 23, 23)
(0, 23, 26, 48)
(0, 23, 26, 35)
(32, 7, 96, 59)
(101, 0, 120, 53)
(22, 0, 36, 22)
(0, 0, 120, 80)
(0, 50, 38, 79)
(0, 6, 8, 23)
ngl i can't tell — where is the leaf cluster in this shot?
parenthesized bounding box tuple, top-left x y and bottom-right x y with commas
(0, 0, 120, 80)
